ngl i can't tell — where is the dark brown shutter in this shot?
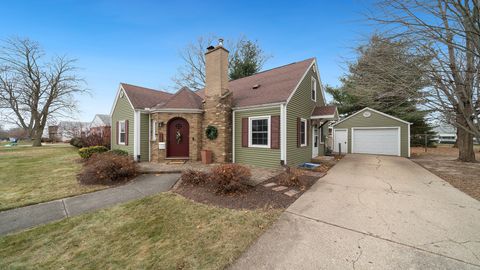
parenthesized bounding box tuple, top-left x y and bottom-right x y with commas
(271, 116, 280, 149)
(116, 121, 119, 145)
(125, 120, 129, 146)
(242, 118, 248, 147)
(297, 117, 301, 148)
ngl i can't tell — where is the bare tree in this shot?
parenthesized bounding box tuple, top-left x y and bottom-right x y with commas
(172, 35, 270, 90)
(370, 0, 480, 162)
(0, 37, 86, 146)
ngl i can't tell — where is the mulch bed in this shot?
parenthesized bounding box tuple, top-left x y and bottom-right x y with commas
(174, 174, 320, 210)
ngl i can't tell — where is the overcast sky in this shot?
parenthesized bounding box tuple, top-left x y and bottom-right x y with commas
(1, 0, 375, 123)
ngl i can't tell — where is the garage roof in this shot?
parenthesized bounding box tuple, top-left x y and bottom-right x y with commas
(332, 107, 412, 126)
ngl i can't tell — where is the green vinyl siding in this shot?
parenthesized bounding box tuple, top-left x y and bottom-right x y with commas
(334, 108, 409, 157)
(140, 113, 150, 162)
(286, 66, 326, 166)
(111, 91, 134, 155)
(234, 107, 281, 168)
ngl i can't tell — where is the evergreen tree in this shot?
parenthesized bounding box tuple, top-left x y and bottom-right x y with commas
(328, 34, 434, 144)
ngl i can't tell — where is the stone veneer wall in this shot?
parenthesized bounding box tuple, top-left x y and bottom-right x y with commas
(150, 112, 203, 162)
(201, 92, 233, 163)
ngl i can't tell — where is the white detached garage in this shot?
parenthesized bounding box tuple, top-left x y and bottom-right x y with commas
(332, 108, 411, 157)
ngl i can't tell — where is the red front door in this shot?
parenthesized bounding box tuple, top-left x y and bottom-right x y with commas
(167, 118, 189, 158)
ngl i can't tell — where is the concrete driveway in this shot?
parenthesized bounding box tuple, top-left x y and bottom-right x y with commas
(231, 154, 480, 270)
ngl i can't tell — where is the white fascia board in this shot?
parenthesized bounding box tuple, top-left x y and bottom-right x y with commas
(232, 103, 284, 112)
(332, 107, 412, 126)
(110, 84, 135, 116)
(286, 60, 316, 104)
(149, 108, 203, 113)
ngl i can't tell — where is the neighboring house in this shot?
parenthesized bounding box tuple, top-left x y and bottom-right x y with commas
(110, 40, 338, 167)
(431, 124, 457, 144)
(49, 121, 89, 142)
(89, 114, 111, 138)
(332, 107, 411, 157)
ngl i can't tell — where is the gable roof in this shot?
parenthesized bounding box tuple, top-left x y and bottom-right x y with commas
(312, 105, 337, 118)
(196, 58, 315, 108)
(118, 57, 317, 111)
(153, 87, 203, 110)
(121, 83, 173, 109)
(95, 114, 111, 125)
(332, 107, 412, 126)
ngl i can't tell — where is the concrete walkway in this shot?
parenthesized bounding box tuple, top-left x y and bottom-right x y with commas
(231, 155, 480, 270)
(0, 174, 180, 235)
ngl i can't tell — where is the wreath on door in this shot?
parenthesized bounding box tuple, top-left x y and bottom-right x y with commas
(205, 125, 218, 140)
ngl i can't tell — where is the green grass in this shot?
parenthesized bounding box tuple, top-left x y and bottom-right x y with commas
(0, 193, 281, 269)
(0, 145, 105, 211)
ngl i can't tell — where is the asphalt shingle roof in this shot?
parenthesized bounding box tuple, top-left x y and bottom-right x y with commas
(121, 57, 315, 110)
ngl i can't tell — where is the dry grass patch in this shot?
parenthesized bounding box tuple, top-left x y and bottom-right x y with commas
(0, 145, 105, 210)
(0, 193, 280, 269)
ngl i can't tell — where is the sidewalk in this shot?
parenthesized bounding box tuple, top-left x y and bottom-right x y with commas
(0, 174, 180, 235)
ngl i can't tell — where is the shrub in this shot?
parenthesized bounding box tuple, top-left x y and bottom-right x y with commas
(78, 146, 108, 159)
(70, 137, 85, 148)
(108, 149, 129, 156)
(181, 170, 210, 185)
(84, 133, 111, 149)
(277, 167, 306, 188)
(210, 164, 251, 193)
(77, 152, 138, 185)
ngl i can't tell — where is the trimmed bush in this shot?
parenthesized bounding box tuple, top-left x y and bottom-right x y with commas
(69, 137, 85, 148)
(210, 164, 251, 193)
(78, 146, 108, 159)
(181, 170, 210, 185)
(277, 167, 306, 188)
(108, 149, 129, 156)
(77, 152, 138, 185)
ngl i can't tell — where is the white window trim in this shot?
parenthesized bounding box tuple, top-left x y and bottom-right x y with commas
(300, 118, 307, 147)
(311, 76, 317, 102)
(248, 115, 271, 148)
(118, 120, 126, 145)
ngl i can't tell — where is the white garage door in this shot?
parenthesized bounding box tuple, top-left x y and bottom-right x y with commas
(352, 128, 400, 156)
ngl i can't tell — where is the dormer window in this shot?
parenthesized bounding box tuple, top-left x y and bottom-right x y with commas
(311, 77, 317, 101)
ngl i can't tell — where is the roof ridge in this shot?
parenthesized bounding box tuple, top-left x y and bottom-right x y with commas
(120, 82, 172, 95)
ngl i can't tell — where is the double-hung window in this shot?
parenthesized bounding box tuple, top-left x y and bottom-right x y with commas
(249, 116, 270, 148)
(119, 121, 126, 145)
(311, 77, 317, 101)
(300, 118, 307, 146)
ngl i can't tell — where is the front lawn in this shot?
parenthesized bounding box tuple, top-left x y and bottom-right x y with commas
(0, 193, 280, 269)
(0, 145, 105, 211)
(411, 145, 480, 200)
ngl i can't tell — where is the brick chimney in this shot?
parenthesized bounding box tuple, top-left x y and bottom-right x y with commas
(201, 39, 232, 162)
(205, 39, 229, 97)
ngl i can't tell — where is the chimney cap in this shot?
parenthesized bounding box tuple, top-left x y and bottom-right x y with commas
(218, 38, 224, 46)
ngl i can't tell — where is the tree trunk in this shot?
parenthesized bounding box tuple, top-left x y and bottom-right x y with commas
(31, 129, 43, 147)
(457, 113, 476, 162)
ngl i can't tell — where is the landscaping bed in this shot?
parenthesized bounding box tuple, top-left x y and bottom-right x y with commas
(174, 174, 320, 210)
(411, 146, 480, 201)
(0, 193, 280, 269)
(173, 159, 341, 210)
